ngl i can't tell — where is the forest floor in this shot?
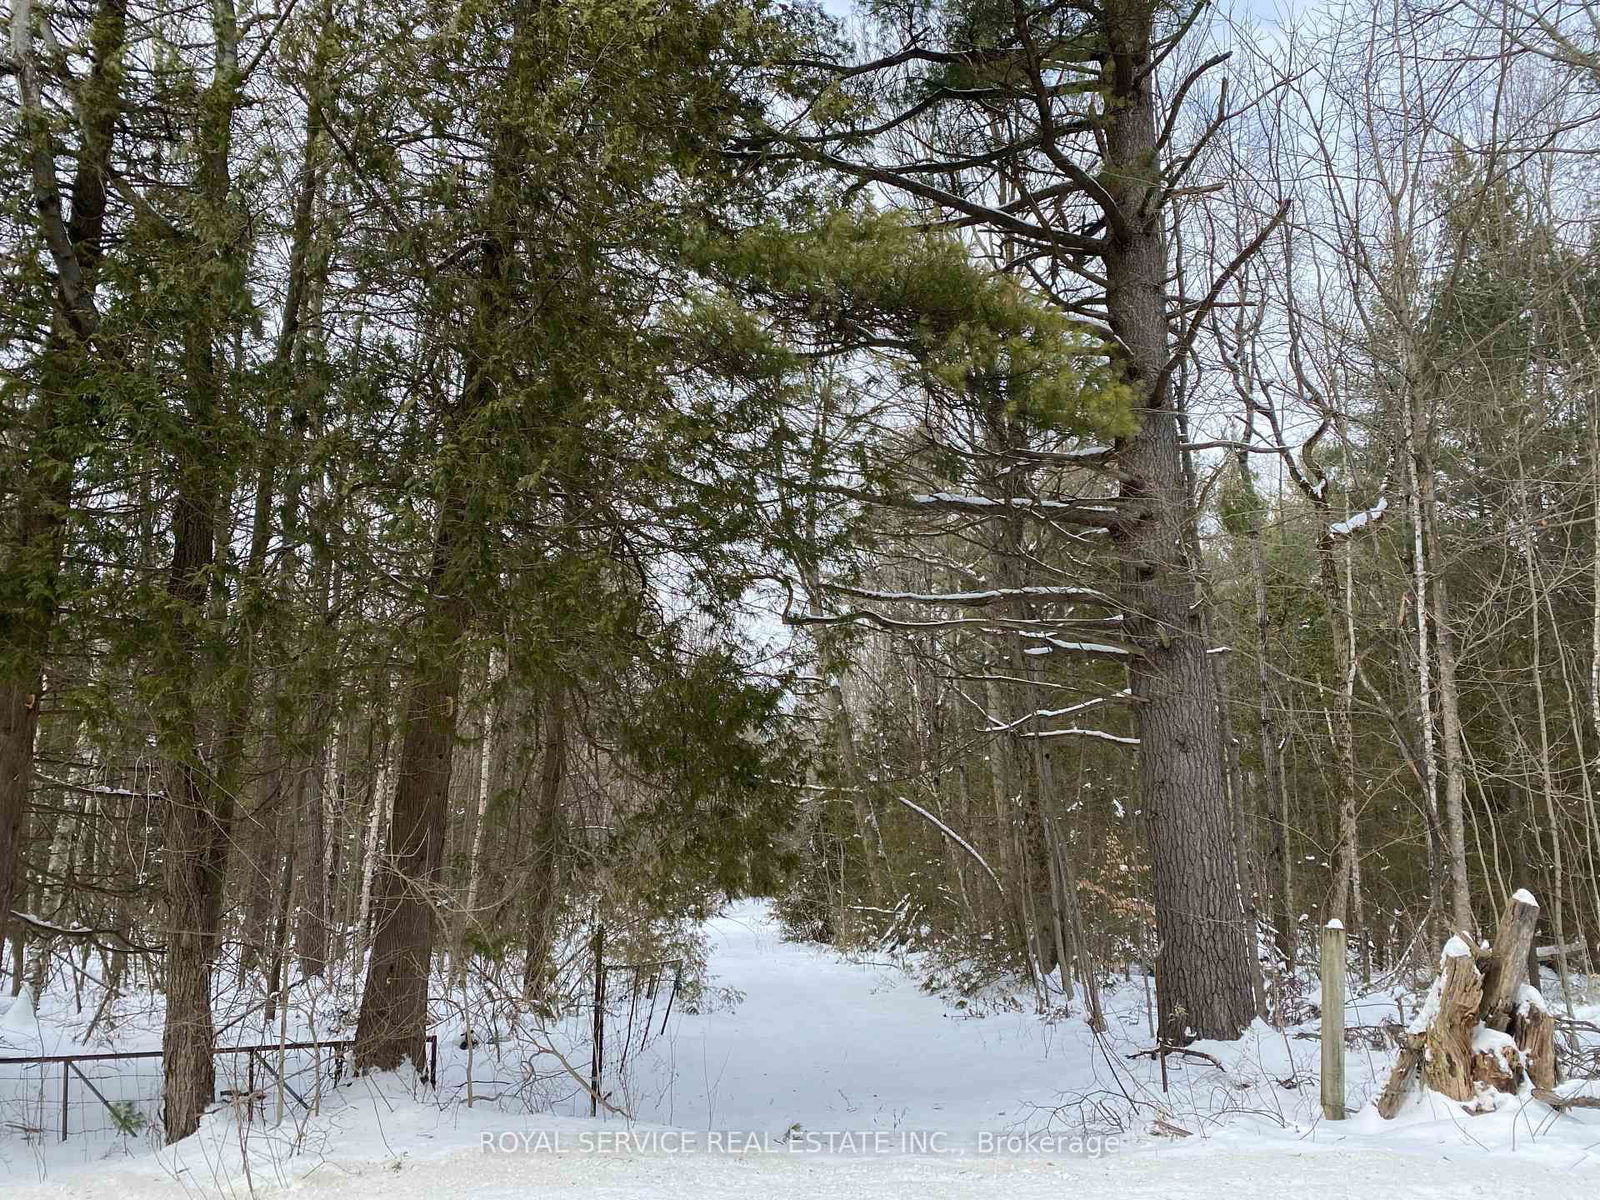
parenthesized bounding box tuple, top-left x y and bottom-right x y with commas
(3, 902, 1600, 1197)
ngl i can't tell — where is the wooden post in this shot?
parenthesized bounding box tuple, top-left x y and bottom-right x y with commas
(1321, 919, 1347, 1120)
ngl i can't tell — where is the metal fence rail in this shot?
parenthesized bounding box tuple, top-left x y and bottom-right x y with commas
(587, 934, 683, 1117)
(0, 1035, 437, 1142)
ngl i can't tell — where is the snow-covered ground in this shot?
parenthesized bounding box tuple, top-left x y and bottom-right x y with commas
(3, 902, 1599, 1198)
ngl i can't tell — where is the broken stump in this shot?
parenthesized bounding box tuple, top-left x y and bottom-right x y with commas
(1376, 889, 1557, 1118)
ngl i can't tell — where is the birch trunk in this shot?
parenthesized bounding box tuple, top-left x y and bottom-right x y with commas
(457, 650, 503, 982)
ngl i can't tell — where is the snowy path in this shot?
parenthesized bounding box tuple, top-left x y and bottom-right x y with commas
(625, 903, 1089, 1133)
(5, 903, 1600, 1198)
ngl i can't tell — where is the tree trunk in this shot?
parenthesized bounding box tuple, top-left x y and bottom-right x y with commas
(159, 0, 246, 1140)
(352, 532, 469, 1072)
(522, 690, 568, 1001)
(1400, 387, 1447, 934)
(1430, 568, 1473, 935)
(237, 751, 285, 980)
(1103, 0, 1256, 1042)
(0, 0, 127, 951)
(354, 734, 393, 966)
(800, 565, 884, 907)
(295, 756, 330, 977)
(352, 0, 542, 1069)
(157, 399, 231, 1143)
(1247, 491, 1295, 964)
(456, 652, 503, 982)
(1320, 533, 1361, 932)
(1401, 374, 1472, 934)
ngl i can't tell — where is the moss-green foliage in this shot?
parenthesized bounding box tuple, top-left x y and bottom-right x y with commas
(611, 646, 803, 907)
(681, 210, 1137, 439)
(464, 925, 524, 964)
(845, 0, 1107, 125)
(1218, 458, 1266, 537)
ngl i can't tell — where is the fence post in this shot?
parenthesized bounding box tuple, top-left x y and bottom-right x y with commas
(1321, 919, 1347, 1121)
(590, 925, 605, 1117)
(60, 1060, 69, 1141)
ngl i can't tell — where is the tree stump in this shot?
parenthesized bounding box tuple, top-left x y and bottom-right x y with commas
(1518, 1002, 1556, 1091)
(1421, 939, 1482, 1102)
(1377, 890, 1558, 1118)
(1375, 1038, 1424, 1119)
(1481, 890, 1539, 1032)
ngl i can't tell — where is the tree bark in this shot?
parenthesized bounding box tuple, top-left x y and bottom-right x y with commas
(1320, 533, 1361, 931)
(800, 564, 885, 906)
(456, 652, 503, 982)
(159, 0, 246, 1140)
(237, 751, 286, 980)
(522, 690, 568, 1001)
(295, 756, 330, 977)
(1102, 0, 1257, 1041)
(352, 0, 549, 1070)
(1244, 481, 1295, 965)
(352, 521, 470, 1071)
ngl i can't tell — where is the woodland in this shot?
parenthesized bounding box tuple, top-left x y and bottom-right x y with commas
(5, 0, 1600, 1146)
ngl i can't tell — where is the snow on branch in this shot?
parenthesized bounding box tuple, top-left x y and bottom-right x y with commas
(1018, 727, 1139, 745)
(1018, 633, 1140, 658)
(908, 492, 1123, 529)
(36, 774, 162, 801)
(790, 611, 1104, 633)
(893, 795, 1005, 894)
(985, 688, 1132, 733)
(9, 910, 162, 955)
(1329, 496, 1387, 537)
(1006, 445, 1115, 469)
(787, 610, 993, 632)
(827, 582, 1114, 607)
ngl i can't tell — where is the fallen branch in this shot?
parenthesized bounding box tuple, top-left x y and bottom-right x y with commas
(526, 1035, 633, 1119)
(1532, 1086, 1600, 1113)
(1126, 1044, 1225, 1071)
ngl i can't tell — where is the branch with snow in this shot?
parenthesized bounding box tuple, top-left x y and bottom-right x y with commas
(1017, 727, 1139, 745)
(789, 610, 1110, 634)
(984, 689, 1132, 733)
(1329, 496, 1387, 538)
(893, 796, 1005, 895)
(1017, 632, 1140, 658)
(36, 774, 164, 801)
(9, 910, 162, 955)
(907, 492, 1124, 530)
(826, 582, 1114, 608)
